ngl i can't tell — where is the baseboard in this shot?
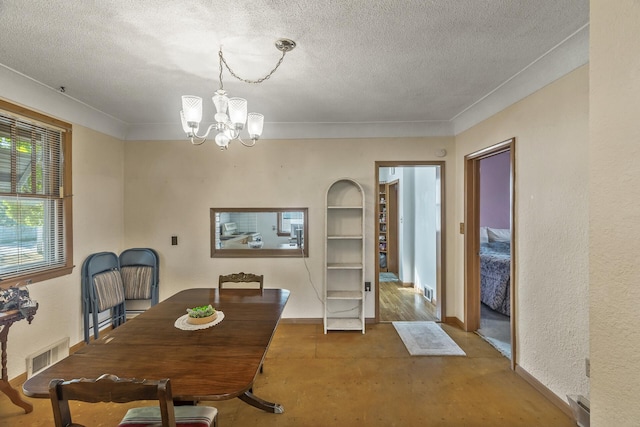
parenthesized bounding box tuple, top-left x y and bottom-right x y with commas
(9, 372, 27, 388)
(515, 364, 574, 420)
(69, 339, 86, 354)
(444, 316, 465, 329)
(281, 317, 377, 325)
(280, 318, 322, 324)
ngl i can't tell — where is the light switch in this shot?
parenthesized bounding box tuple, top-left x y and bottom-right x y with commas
(171, 236, 178, 246)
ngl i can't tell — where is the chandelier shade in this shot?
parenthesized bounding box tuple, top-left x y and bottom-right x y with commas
(182, 96, 203, 124)
(228, 98, 248, 127)
(247, 113, 264, 140)
(179, 38, 296, 150)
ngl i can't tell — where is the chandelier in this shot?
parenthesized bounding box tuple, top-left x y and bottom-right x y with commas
(180, 38, 296, 150)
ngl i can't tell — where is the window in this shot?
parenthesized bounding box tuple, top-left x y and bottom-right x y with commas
(0, 100, 73, 285)
(277, 211, 304, 236)
(211, 208, 308, 258)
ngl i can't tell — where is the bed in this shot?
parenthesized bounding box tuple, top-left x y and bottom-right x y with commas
(479, 240, 511, 317)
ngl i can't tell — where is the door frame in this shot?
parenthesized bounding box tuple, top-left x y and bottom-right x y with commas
(463, 137, 516, 369)
(374, 161, 446, 323)
(386, 179, 399, 275)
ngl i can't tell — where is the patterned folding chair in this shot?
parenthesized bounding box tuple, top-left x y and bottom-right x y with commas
(119, 248, 159, 317)
(81, 252, 126, 343)
(49, 374, 217, 427)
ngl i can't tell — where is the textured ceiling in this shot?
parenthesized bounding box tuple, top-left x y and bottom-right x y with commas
(0, 0, 589, 139)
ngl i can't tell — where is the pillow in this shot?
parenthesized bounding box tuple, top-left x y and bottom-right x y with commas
(487, 227, 511, 242)
(479, 227, 489, 243)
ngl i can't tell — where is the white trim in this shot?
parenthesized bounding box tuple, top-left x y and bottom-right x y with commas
(0, 64, 127, 139)
(1, 24, 590, 141)
(452, 24, 590, 135)
(124, 120, 455, 141)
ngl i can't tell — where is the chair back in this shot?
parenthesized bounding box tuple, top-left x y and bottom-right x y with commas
(218, 272, 264, 292)
(49, 374, 176, 427)
(119, 248, 160, 306)
(81, 252, 126, 342)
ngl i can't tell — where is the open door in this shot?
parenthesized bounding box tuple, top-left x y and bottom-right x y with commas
(464, 138, 516, 368)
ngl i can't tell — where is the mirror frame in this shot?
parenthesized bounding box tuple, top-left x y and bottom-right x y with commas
(210, 207, 309, 258)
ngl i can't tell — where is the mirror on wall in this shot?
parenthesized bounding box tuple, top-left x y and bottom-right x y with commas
(210, 208, 308, 258)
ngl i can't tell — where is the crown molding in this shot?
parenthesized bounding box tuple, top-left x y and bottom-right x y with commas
(451, 24, 589, 135)
(0, 64, 127, 139)
(1, 24, 589, 141)
(124, 120, 454, 141)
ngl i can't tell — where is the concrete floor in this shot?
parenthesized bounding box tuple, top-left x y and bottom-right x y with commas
(1, 323, 574, 426)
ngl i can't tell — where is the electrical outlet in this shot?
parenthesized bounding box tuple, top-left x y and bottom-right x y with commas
(171, 236, 178, 246)
(364, 282, 371, 292)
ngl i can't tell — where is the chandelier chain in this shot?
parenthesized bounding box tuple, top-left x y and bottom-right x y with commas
(218, 48, 287, 89)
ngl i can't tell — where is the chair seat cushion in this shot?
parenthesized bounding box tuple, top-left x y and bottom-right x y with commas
(118, 405, 217, 426)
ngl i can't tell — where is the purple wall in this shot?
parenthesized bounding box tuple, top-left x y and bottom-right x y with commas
(479, 151, 510, 229)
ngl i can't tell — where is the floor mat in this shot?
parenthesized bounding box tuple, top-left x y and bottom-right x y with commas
(392, 321, 466, 356)
(379, 272, 399, 282)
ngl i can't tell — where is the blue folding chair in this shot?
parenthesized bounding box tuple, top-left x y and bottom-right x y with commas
(81, 252, 126, 343)
(119, 248, 160, 316)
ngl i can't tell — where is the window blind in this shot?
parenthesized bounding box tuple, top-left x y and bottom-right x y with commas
(0, 112, 66, 278)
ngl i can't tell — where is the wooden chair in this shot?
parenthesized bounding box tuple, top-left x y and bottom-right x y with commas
(49, 374, 217, 427)
(218, 272, 264, 293)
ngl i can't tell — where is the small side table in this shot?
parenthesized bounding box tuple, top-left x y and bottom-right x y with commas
(0, 304, 38, 414)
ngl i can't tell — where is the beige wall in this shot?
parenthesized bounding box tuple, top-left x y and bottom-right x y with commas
(455, 65, 590, 401)
(122, 137, 455, 319)
(590, 1, 640, 425)
(13, 11, 639, 419)
(7, 125, 124, 380)
(6, 69, 594, 409)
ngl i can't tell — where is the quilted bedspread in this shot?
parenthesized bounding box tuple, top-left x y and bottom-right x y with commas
(480, 242, 511, 316)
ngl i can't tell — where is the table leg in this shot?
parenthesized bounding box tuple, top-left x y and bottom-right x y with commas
(0, 380, 33, 414)
(238, 390, 284, 414)
(1, 323, 33, 414)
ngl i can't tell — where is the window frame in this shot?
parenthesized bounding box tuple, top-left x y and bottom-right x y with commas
(0, 99, 73, 288)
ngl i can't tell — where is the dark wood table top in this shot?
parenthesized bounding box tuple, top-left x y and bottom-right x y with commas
(23, 288, 290, 404)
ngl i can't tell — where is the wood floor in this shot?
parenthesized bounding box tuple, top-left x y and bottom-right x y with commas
(379, 278, 438, 322)
(1, 323, 574, 426)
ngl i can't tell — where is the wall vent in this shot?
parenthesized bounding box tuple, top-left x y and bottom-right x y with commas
(423, 286, 433, 302)
(26, 337, 69, 378)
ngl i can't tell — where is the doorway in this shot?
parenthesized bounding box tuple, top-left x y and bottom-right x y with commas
(464, 138, 516, 367)
(375, 162, 445, 323)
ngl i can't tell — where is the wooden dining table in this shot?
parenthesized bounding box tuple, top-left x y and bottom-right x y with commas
(22, 288, 290, 413)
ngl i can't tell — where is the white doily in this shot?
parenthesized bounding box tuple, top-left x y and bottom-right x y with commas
(174, 311, 225, 331)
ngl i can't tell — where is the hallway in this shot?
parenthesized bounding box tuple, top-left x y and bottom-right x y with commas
(379, 274, 437, 322)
